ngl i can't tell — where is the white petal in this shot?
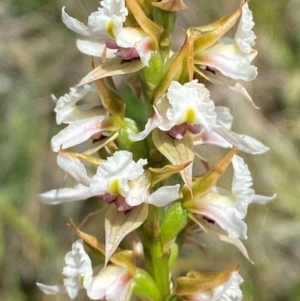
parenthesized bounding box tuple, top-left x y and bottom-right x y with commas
(38, 184, 95, 205)
(57, 152, 91, 186)
(36, 283, 66, 295)
(147, 185, 180, 207)
(51, 115, 107, 152)
(197, 193, 248, 239)
(213, 126, 269, 154)
(87, 265, 130, 301)
(62, 7, 91, 36)
(193, 130, 232, 148)
(116, 27, 153, 66)
(90, 150, 147, 195)
(215, 106, 233, 129)
(101, 0, 128, 23)
(76, 39, 113, 57)
(194, 66, 258, 108)
(231, 155, 254, 218)
(166, 80, 216, 131)
(235, 3, 256, 54)
(54, 85, 91, 125)
(199, 43, 257, 81)
(130, 106, 163, 141)
(126, 173, 150, 206)
(252, 193, 276, 204)
(63, 239, 93, 299)
(212, 271, 243, 300)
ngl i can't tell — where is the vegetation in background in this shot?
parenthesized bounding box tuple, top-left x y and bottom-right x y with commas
(1, 0, 300, 300)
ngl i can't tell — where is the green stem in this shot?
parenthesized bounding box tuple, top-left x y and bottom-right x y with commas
(140, 206, 170, 300)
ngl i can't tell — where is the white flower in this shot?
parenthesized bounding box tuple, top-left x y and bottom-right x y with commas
(201, 271, 243, 301)
(37, 239, 93, 299)
(177, 268, 243, 301)
(52, 84, 105, 125)
(90, 150, 180, 208)
(185, 155, 275, 258)
(87, 265, 133, 301)
(50, 84, 115, 152)
(91, 150, 147, 196)
(51, 115, 112, 152)
(62, 0, 153, 65)
(195, 155, 274, 239)
(196, 3, 257, 81)
(193, 106, 269, 154)
(131, 80, 216, 141)
(38, 152, 99, 205)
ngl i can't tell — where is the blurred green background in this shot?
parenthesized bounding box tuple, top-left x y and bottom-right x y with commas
(1, 0, 300, 300)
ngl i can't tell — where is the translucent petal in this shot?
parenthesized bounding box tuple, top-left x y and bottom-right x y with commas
(215, 106, 233, 129)
(51, 115, 108, 152)
(213, 126, 269, 154)
(199, 43, 257, 81)
(62, 7, 91, 36)
(76, 39, 107, 57)
(38, 184, 95, 205)
(130, 107, 163, 141)
(36, 283, 66, 295)
(57, 152, 91, 186)
(147, 184, 180, 207)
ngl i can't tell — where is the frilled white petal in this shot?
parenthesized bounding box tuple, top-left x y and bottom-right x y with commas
(215, 106, 233, 129)
(53, 85, 91, 125)
(162, 80, 216, 131)
(85, 0, 127, 39)
(213, 126, 269, 154)
(51, 115, 108, 152)
(87, 11, 112, 38)
(235, 3, 256, 54)
(101, 0, 128, 23)
(130, 106, 163, 141)
(90, 151, 147, 198)
(199, 43, 257, 81)
(37, 240, 92, 299)
(62, 7, 91, 36)
(63, 239, 93, 299)
(212, 271, 243, 301)
(57, 152, 91, 186)
(87, 265, 132, 301)
(231, 155, 254, 218)
(146, 184, 180, 207)
(36, 283, 66, 295)
(38, 184, 95, 205)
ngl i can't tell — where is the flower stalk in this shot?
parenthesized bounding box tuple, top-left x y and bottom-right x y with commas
(37, 1, 275, 300)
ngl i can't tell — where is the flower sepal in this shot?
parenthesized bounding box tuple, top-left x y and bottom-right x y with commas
(182, 147, 237, 203)
(191, 5, 242, 55)
(176, 266, 243, 301)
